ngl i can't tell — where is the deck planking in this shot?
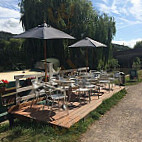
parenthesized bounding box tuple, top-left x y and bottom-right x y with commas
(10, 86, 124, 128)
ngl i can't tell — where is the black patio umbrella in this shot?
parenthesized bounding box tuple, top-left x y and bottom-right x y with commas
(14, 22, 75, 81)
(69, 37, 107, 69)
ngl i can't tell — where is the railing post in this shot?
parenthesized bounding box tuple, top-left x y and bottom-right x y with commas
(15, 78, 20, 104)
(35, 75, 38, 82)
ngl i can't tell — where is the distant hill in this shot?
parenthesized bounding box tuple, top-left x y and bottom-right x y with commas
(112, 43, 131, 52)
(0, 31, 16, 40)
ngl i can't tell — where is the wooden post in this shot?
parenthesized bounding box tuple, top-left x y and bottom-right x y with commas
(44, 40, 48, 82)
(15, 78, 20, 104)
(0, 92, 2, 107)
(35, 76, 38, 82)
(9, 114, 14, 128)
(86, 48, 88, 72)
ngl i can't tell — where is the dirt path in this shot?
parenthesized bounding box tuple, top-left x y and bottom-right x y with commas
(81, 83, 142, 142)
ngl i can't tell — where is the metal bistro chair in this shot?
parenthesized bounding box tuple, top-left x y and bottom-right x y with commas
(74, 78, 91, 104)
(44, 83, 68, 113)
(31, 79, 45, 106)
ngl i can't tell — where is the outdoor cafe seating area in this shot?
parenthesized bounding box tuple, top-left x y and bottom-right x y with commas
(8, 68, 123, 128)
(31, 69, 115, 109)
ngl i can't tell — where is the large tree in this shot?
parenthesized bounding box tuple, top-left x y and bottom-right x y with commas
(19, 0, 116, 69)
(134, 41, 142, 49)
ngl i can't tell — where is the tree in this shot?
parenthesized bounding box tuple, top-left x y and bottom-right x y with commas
(0, 39, 24, 71)
(134, 41, 142, 49)
(132, 57, 141, 70)
(106, 58, 120, 71)
(19, 0, 116, 69)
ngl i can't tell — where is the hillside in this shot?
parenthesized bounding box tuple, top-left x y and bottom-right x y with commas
(112, 43, 131, 52)
(0, 31, 16, 40)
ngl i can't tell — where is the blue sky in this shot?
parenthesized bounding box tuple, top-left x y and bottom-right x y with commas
(0, 0, 142, 48)
(92, 0, 142, 47)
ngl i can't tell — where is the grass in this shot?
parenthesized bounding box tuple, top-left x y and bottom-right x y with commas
(0, 89, 127, 142)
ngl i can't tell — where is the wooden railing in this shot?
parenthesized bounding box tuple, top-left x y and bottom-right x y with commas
(59, 67, 89, 76)
(1, 68, 89, 107)
(14, 73, 45, 104)
(1, 87, 17, 107)
(0, 73, 44, 107)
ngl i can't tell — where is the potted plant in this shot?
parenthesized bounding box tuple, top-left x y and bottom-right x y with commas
(0, 80, 9, 93)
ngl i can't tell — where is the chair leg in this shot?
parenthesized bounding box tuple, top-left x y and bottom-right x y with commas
(48, 100, 54, 119)
(89, 91, 91, 103)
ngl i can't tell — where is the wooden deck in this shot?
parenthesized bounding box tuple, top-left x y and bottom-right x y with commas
(10, 86, 124, 128)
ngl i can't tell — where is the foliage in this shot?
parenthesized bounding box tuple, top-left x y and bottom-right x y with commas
(18, 0, 116, 69)
(97, 59, 105, 70)
(0, 39, 25, 71)
(132, 57, 141, 70)
(0, 89, 126, 142)
(0, 0, 116, 71)
(134, 41, 142, 49)
(0, 31, 15, 40)
(112, 43, 130, 52)
(106, 58, 120, 71)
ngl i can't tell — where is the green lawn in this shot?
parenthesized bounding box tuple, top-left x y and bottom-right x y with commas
(0, 89, 127, 142)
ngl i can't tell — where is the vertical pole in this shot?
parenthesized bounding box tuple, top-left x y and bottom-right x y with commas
(44, 40, 48, 82)
(0, 92, 2, 107)
(16, 78, 20, 104)
(86, 48, 88, 72)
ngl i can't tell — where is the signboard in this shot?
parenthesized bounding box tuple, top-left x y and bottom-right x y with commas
(129, 70, 138, 80)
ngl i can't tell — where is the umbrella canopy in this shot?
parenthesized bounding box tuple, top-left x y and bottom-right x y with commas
(13, 22, 75, 81)
(69, 37, 107, 69)
(14, 23, 75, 40)
(69, 37, 106, 48)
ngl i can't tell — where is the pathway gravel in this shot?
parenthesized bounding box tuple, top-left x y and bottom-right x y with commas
(81, 83, 142, 142)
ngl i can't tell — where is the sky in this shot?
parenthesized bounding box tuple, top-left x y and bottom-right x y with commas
(0, 0, 142, 48)
(92, 0, 142, 48)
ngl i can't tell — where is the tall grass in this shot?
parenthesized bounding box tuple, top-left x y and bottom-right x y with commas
(0, 89, 127, 142)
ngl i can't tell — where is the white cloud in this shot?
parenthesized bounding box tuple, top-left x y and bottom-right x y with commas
(96, 3, 110, 13)
(0, 5, 23, 34)
(0, 18, 23, 34)
(96, 1, 120, 15)
(0, 0, 19, 10)
(129, 0, 142, 21)
(96, 0, 121, 15)
(118, 7, 128, 16)
(96, 0, 142, 21)
(116, 17, 141, 30)
(112, 38, 142, 48)
(111, 0, 120, 15)
(0, 6, 20, 19)
(102, 0, 108, 4)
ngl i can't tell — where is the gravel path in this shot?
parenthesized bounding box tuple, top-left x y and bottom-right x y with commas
(81, 83, 142, 142)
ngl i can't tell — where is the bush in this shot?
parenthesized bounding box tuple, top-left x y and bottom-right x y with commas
(132, 57, 141, 70)
(106, 58, 120, 71)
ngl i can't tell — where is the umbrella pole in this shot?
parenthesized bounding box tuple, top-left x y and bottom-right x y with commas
(44, 40, 48, 82)
(86, 48, 88, 72)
